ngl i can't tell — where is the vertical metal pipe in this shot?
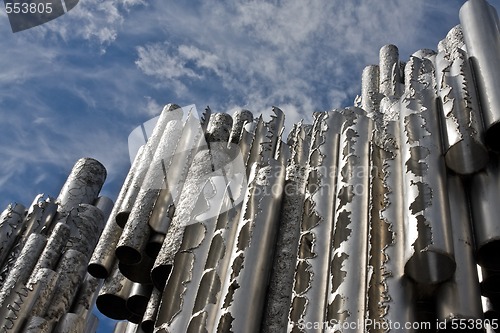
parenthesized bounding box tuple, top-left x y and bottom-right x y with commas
(55, 158, 107, 217)
(460, 0, 500, 151)
(96, 262, 135, 321)
(379, 44, 400, 97)
(116, 118, 183, 265)
(469, 153, 500, 270)
(366, 97, 416, 332)
(151, 146, 223, 289)
(435, 27, 488, 175)
(44, 249, 88, 322)
(28, 222, 70, 284)
(89, 146, 145, 278)
(229, 109, 253, 144)
(262, 123, 311, 333)
(23, 316, 53, 333)
(0, 233, 47, 307)
(71, 273, 103, 325)
(127, 283, 153, 321)
(28, 268, 59, 317)
(65, 204, 105, 260)
(361, 65, 381, 117)
(0, 203, 26, 269)
(327, 107, 373, 331)
(214, 159, 285, 333)
(116, 104, 182, 226)
(435, 175, 483, 330)
(288, 111, 342, 332)
(141, 287, 162, 333)
(400, 55, 455, 284)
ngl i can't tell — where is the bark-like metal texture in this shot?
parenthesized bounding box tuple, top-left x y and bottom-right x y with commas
(262, 123, 311, 333)
(400, 55, 455, 285)
(142, 287, 162, 333)
(0, 203, 26, 270)
(435, 175, 483, 331)
(327, 107, 373, 331)
(206, 112, 233, 143)
(65, 204, 105, 260)
(44, 249, 88, 322)
(288, 111, 342, 333)
(116, 119, 183, 265)
(229, 109, 254, 144)
(379, 44, 400, 97)
(469, 153, 500, 270)
(0, 233, 47, 307)
(56, 157, 107, 216)
(361, 65, 382, 116)
(214, 159, 285, 333)
(23, 316, 53, 333)
(28, 268, 59, 318)
(435, 30, 488, 175)
(367, 98, 416, 332)
(460, 0, 500, 151)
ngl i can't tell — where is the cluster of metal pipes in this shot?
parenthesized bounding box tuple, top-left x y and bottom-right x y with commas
(0, 158, 112, 332)
(3, 0, 500, 332)
(85, 1, 500, 332)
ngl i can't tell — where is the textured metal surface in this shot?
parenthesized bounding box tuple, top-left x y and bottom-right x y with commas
(229, 109, 253, 144)
(96, 263, 135, 321)
(435, 175, 483, 330)
(460, 0, 500, 151)
(0, 203, 25, 270)
(435, 27, 488, 174)
(379, 44, 400, 98)
(400, 54, 455, 285)
(288, 111, 342, 332)
(469, 153, 500, 270)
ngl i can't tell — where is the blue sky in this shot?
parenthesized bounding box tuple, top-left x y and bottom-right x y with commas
(0, 0, 497, 331)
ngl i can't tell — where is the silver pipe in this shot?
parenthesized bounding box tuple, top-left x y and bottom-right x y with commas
(379, 44, 400, 97)
(116, 119, 183, 265)
(54, 313, 85, 333)
(96, 263, 135, 321)
(118, 253, 155, 284)
(44, 249, 88, 322)
(288, 111, 342, 332)
(23, 316, 53, 333)
(147, 109, 206, 243)
(361, 65, 381, 117)
(400, 55, 455, 284)
(229, 109, 253, 144)
(71, 273, 103, 323)
(327, 107, 373, 331)
(141, 287, 161, 333)
(88, 147, 145, 278)
(262, 123, 311, 333)
(460, 0, 500, 151)
(0, 203, 26, 269)
(469, 153, 500, 270)
(116, 104, 182, 226)
(94, 196, 114, 221)
(64, 204, 105, 261)
(0, 233, 47, 307)
(435, 29, 488, 175)
(27, 268, 59, 318)
(366, 97, 416, 332)
(55, 157, 107, 217)
(126, 283, 153, 319)
(435, 175, 483, 329)
(214, 158, 285, 333)
(28, 222, 70, 284)
(85, 313, 100, 333)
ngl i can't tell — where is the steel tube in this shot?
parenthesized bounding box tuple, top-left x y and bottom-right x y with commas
(229, 109, 253, 144)
(460, 0, 500, 151)
(27, 268, 59, 317)
(379, 44, 400, 97)
(96, 263, 135, 321)
(400, 55, 455, 284)
(0, 203, 25, 269)
(288, 111, 342, 332)
(435, 30, 488, 174)
(469, 153, 500, 270)
(435, 175, 483, 331)
(65, 204, 105, 260)
(141, 287, 162, 333)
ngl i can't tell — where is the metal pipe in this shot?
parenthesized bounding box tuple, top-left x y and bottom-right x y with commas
(379, 44, 400, 97)
(262, 123, 311, 333)
(288, 111, 342, 332)
(27, 268, 59, 317)
(0, 203, 26, 269)
(88, 147, 145, 278)
(435, 175, 483, 330)
(435, 28, 488, 175)
(141, 287, 161, 333)
(366, 97, 416, 332)
(116, 104, 182, 226)
(460, 0, 500, 151)
(0, 233, 47, 307)
(126, 283, 153, 319)
(400, 55, 455, 285)
(96, 263, 135, 321)
(214, 158, 285, 333)
(469, 153, 500, 270)
(23, 316, 53, 333)
(65, 204, 105, 261)
(361, 65, 381, 117)
(229, 109, 253, 144)
(55, 157, 107, 217)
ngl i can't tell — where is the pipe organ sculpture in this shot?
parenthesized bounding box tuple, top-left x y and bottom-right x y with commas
(3, 0, 500, 332)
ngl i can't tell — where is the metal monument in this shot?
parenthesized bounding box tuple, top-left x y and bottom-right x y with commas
(2, 0, 500, 332)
